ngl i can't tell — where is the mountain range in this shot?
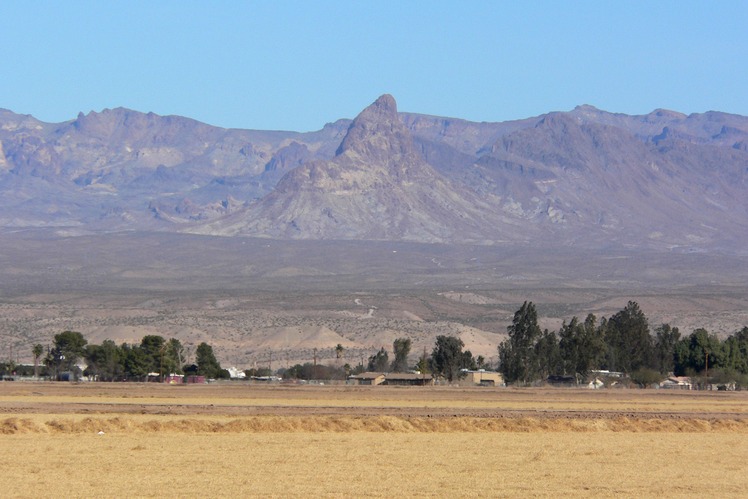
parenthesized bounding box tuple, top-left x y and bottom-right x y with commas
(2, 95, 747, 252)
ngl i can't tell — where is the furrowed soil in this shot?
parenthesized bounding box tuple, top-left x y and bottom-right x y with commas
(2, 383, 748, 497)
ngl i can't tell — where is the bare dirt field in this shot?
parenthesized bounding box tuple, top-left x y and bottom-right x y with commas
(2, 383, 748, 497)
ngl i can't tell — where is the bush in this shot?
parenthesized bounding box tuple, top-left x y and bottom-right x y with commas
(630, 368, 663, 388)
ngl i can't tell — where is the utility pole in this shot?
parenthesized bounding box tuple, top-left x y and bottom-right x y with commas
(313, 348, 318, 381)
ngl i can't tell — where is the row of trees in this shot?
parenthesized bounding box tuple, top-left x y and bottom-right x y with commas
(499, 301, 748, 385)
(9, 301, 746, 387)
(36, 331, 224, 381)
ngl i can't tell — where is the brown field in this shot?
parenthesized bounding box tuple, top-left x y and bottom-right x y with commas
(2, 383, 748, 497)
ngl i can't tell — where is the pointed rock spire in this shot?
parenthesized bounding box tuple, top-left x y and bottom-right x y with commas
(335, 94, 411, 157)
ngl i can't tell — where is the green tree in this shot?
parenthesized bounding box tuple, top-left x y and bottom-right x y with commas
(390, 338, 411, 372)
(603, 301, 653, 373)
(164, 338, 186, 375)
(32, 344, 44, 378)
(85, 340, 123, 381)
(630, 367, 664, 388)
(367, 347, 389, 372)
(335, 344, 344, 359)
(559, 314, 605, 378)
(534, 329, 562, 379)
(414, 349, 431, 374)
(140, 335, 166, 376)
(430, 335, 465, 382)
(675, 328, 725, 376)
(196, 342, 222, 378)
(653, 323, 680, 374)
(498, 301, 542, 384)
(724, 327, 748, 374)
(121, 343, 149, 381)
(47, 331, 87, 380)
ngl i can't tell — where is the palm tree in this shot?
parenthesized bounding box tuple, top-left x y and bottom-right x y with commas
(32, 344, 44, 378)
(335, 344, 344, 359)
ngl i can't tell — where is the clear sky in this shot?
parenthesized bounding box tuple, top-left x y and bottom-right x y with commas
(1, 1, 746, 131)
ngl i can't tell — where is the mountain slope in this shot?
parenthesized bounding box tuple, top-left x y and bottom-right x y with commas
(1, 98, 747, 252)
(198, 95, 518, 243)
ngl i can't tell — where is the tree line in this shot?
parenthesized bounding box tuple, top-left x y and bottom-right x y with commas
(498, 301, 748, 387)
(5, 300, 747, 387)
(4, 331, 225, 381)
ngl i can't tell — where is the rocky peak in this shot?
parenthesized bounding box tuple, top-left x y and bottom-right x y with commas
(335, 94, 413, 158)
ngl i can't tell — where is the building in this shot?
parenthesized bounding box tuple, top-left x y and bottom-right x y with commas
(348, 372, 385, 385)
(459, 370, 504, 387)
(383, 372, 434, 386)
(660, 376, 692, 390)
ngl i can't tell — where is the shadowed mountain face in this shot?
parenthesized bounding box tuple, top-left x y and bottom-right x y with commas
(1, 97, 747, 252)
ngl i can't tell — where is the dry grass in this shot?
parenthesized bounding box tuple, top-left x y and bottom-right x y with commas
(2, 414, 748, 435)
(2, 384, 748, 497)
(2, 430, 747, 497)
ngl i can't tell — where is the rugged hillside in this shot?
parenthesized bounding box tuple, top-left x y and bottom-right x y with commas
(465, 108, 748, 250)
(1, 97, 747, 252)
(199, 95, 523, 243)
(0, 107, 347, 229)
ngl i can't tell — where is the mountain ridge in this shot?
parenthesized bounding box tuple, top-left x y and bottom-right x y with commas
(1, 96, 747, 252)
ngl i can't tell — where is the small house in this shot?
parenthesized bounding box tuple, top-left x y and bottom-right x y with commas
(348, 372, 385, 385)
(660, 376, 692, 390)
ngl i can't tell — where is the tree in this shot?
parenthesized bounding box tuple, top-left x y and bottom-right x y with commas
(84, 340, 123, 381)
(559, 314, 605, 379)
(32, 344, 44, 378)
(335, 344, 344, 359)
(367, 347, 389, 372)
(653, 323, 680, 374)
(534, 329, 562, 379)
(630, 367, 664, 388)
(164, 338, 186, 375)
(603, 301, 653, 373)
(674, 328, 725, 376)
(47, 331, 87, 381)
(415, 348, 431, 374)
(195, 342, 222, 378)
(475, 355, 487, 370)
(390, 338, 411, 372)
(430, 335, 465, 382)
(724, 327, 748, 374)
(140, 335, 166, 376)
(499, 302, 542, 384)
(121, 343, 149, 381)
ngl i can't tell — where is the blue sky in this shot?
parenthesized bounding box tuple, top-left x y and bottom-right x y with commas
(2, 1, 746, 131)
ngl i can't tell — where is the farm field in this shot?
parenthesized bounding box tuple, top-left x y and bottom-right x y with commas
(2, 383, 748, 497)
